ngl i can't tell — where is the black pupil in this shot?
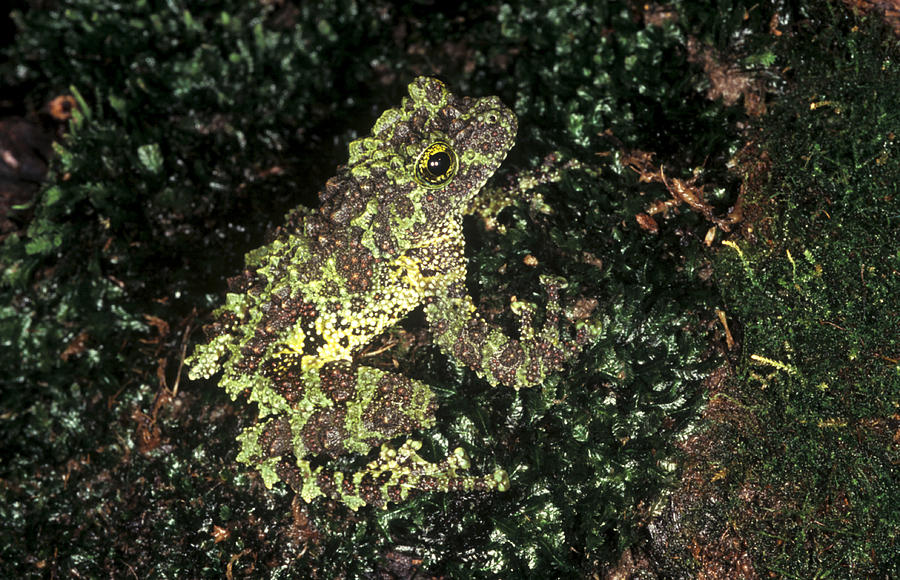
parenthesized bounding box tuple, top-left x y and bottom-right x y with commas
(427, 151, 452, 176)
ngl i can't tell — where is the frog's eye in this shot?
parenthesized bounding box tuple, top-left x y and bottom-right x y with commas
(414, 141, 458, 188)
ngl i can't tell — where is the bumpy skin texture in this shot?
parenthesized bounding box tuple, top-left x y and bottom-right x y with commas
(187, 77, 592, 510)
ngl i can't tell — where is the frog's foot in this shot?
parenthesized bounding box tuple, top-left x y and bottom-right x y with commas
(425, 275, 600, 389)
(274, 441, 510, 511)
(531, 274, 601, 349)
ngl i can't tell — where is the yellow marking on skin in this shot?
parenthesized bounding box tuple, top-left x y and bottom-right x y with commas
(393, 255, 427, 292)
(292, 234, 459, 375)
(283, 324, 307, 354)
(301, 355, 322, 372)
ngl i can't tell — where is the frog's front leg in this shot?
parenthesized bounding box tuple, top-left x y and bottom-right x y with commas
(465, 153, 595, 233)
(424, 276, 596, 389)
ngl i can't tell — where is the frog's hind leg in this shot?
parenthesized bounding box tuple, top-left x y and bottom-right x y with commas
(245, 362, 509, 509)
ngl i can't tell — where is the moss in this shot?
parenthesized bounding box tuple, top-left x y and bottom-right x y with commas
(701, 9, 899, 578)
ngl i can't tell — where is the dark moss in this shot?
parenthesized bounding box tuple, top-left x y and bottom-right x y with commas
(689, 7, 898, 578)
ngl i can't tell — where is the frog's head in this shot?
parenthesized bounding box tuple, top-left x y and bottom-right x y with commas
(332, 76, 517, 257)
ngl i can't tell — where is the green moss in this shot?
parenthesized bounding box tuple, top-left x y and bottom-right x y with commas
(706, 10, 899, 578)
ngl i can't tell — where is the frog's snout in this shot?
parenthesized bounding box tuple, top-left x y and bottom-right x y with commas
(479, 97, 517, 132)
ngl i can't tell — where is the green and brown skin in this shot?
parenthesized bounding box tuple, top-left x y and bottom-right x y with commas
(188, 77, 594, 510)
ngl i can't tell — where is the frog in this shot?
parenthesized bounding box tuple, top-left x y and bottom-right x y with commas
(187, 76, 596, 510)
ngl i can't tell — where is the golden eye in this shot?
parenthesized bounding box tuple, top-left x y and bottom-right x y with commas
(414, 141, 458, 188)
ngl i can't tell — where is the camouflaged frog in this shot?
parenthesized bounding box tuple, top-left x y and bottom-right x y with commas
(187, 77, 595, 510)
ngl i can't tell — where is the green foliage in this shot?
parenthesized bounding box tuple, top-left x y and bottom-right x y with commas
(710, 11, 899, 577)
(497, 0, 747, 163)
